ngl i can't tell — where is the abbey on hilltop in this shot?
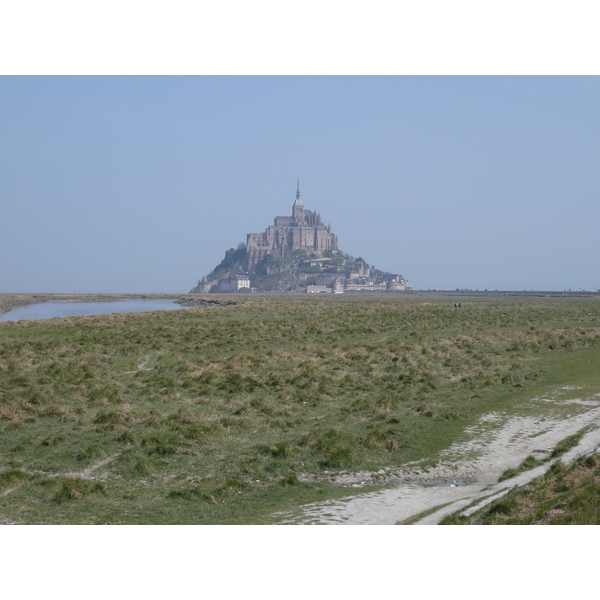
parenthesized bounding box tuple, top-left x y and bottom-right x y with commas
(246, 180, 338, 270)
(190, 181, 412, 294)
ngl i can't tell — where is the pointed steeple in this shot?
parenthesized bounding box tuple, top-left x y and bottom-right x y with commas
(293, 176, 303, 208)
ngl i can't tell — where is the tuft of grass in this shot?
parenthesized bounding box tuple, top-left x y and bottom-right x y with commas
(0, 468, 31, 488)
(498, 454, 544, 482)
(167, 486, 208, 501)
(52, 478, 106, 503)
(550, 431, 586, 459)
(280, 473, 301, 486)
(75, 445, 102, 462)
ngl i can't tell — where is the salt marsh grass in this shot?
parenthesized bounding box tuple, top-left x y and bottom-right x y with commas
(1, 294, 600, 523)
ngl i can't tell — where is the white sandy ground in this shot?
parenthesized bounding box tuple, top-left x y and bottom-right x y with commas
(271, 386, 600, 525)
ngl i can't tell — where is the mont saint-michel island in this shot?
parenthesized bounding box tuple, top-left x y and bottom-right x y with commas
(190, 182, 412, 294)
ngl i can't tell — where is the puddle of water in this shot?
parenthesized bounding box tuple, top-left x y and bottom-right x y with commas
(436, 480, 471, 487)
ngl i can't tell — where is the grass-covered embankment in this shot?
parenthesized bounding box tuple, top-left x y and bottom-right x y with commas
(1, 294, 600, 524)
(441, 452, 600, 525)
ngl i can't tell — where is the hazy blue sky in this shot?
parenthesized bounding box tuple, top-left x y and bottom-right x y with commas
(2, 76, 599, 292)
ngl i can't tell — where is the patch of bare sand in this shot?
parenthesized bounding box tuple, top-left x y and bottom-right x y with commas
(64, 454, 119, 480)
(271, 388, 600, 525)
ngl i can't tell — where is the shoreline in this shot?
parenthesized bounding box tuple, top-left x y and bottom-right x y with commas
(0, 293, 183, 315)
(2, 289, 598, 316)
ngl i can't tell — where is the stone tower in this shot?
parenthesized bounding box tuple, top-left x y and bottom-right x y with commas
(245, 181, 339, 271)
(292, 178, 306, 226)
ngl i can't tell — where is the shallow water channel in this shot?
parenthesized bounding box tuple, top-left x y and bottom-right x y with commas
(0, 299, 187, 322)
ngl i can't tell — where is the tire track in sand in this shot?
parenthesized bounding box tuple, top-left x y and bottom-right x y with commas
(270, 386, 600, 525)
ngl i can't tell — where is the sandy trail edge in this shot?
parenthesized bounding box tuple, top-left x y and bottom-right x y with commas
(270, 389, 600, 525)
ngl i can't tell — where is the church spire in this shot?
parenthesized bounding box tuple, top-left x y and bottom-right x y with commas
(293, 176, 303, 208)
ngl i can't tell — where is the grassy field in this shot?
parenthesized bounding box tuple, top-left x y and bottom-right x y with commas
(1, 294, 600, 524)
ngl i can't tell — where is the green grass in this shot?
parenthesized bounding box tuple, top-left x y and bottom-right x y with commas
(550, 430, 587, 459)
(498, 455, 546, 482)
(1, 294, 600, 523)
(441, 453, 600, 525)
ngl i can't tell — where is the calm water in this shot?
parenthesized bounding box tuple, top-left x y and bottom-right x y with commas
(0, 299, 188, 322)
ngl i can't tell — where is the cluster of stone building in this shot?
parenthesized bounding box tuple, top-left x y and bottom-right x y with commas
(190, 182, 412, 294)
(193, 274, 251, 294)
(245, 181, 338, 271)
(307, 273, 409, 294)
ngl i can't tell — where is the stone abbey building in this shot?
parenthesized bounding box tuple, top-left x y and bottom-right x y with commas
(246, 181, 338, 270)
(190, 181, 412, 294)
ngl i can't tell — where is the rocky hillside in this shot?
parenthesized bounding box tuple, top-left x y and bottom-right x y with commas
(190, 245, 411, 294)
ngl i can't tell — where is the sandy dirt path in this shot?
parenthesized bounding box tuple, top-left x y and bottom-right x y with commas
(271, 386, 600, 525)
(64, 454, 120, 480)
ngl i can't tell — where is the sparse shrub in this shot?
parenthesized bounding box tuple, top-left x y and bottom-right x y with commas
(223, 478, 249, 493)
(177, 423, 205, 440)
(40, 405, 72, 421)
(113, 450, 149, 476)
(167, 407, 196, 425)
(280, 473, 301, 486)
(3, 414, 25, 429)
(142, 435, 178, 455)
(383, 438, 398, 452)
(580, 455, 597, 469)
(268, 442, 293, 458)
(94, 410, 127, 429)
(53, 478, 105, 503)
(483, 497, 518, 518)
(220, 415, 244, 429)
(498, 467, 518, 482)
(442, 411, 459, 420)
(414, 402, 439, 419)
(546, 460, 568, 478)
(133, 458, 149, 475)
(41, 433, 66, 447)
(314, 428, 357, 467)
(0, 469, 30, 488)
(75, 445, 102, 462)
(167, 486, 205, 500)
(553, 479, 571, 494)
(520, 455, 543, 470)
(116, 429, 136, 444)
(440, 514, 472, 525)
(144, 410, 163, 427)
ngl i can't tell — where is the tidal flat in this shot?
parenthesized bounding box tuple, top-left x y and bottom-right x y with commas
(0, 293, 181, 316)
(1, 294, 600, 524)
